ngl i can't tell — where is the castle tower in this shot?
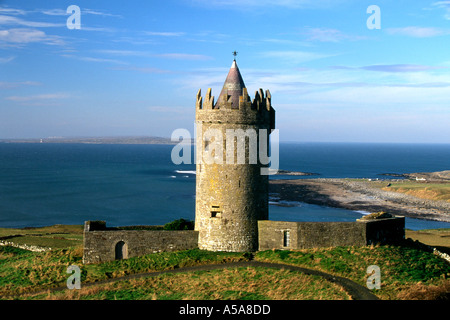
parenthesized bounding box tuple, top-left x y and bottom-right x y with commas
(194, 59, 275, 252)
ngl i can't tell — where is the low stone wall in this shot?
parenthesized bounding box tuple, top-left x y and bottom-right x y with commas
(83, 217, 405, 263)
(258, 217, 405, 251)
(82, 221, 199, 264)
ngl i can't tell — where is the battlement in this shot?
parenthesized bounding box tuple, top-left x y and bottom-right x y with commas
(196, 87, 272, 111)
(196, 87, 275, 129)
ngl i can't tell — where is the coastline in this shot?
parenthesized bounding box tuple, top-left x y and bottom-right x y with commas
(269, 178, 450, 223)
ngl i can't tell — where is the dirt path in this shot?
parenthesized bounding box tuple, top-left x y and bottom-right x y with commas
(269, 179, 450, 223)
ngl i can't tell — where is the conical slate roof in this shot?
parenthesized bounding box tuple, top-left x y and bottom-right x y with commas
(215, 60, 246, 109)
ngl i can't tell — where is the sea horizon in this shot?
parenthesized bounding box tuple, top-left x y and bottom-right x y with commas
(1, 136, 449, 145)
(0, 142, 449, 230)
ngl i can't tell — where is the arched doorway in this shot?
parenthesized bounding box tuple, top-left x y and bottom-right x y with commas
(115, 241, 128, 260)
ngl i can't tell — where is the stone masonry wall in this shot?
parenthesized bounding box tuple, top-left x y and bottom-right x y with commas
(83, 217, 404, 264)
(82, 222, 199, 264)
(297, 221, 367, 248)
(194, 87, 274, 252)
(258, 217, 405, 251)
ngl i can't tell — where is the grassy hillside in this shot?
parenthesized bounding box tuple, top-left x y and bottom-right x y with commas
(0, 225, 449, 300)
(255, 243, 449, 300)
(374, 181, 450, 202)
(29, 266, 351, 300)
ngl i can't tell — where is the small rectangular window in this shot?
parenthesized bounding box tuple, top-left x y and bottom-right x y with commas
(211, 211, 222, 218)
(283, 230, 290, 247)
(211, 205, 221, 218)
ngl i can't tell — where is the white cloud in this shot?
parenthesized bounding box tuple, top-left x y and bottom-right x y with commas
(432, 1, 450, 20)
(261, 50, 333, 64)
(98, 50, 213, 61)
(82, 8, 122, 18)
(335, 64, 447, 73)
(0, 28, 65, 45)
(0, 81, 41, 89)
(39, 9, 68, 16)
(190, 0, 341, 9)
(183, 63, 450, 103)
(0, 14, 63, 27)
(0, 56, 15, 63)
(61, 54, 127, 65)
(40, 7, 122, 18)
(302, 27, 368, 42)
(97, 49, 149, 57)
(5, 93, 70, 102)
(78, 26, 117, 32)
(385, 26, 448, 37)
(144, 31, 185, 37)
(154, 53, 212, 60)
(110, 36, 158, 46)
(0, 7, 27, 15)
(112, 66, 173, 74)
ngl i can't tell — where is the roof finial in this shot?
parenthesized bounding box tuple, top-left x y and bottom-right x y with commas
(232, 50, 238, 61)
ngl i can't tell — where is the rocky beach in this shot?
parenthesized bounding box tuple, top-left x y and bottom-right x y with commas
(269, 171, 450, 223)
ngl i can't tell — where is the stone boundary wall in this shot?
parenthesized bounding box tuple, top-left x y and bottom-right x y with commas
(83, 218, 405, 263)
(258, 217, 405, 251)
(83, 221, 199, 264)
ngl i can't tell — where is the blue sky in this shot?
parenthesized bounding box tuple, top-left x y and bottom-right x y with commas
(1, 0, 450, 143)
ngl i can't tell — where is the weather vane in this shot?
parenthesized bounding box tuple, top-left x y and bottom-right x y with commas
(232, 51, 238, 60)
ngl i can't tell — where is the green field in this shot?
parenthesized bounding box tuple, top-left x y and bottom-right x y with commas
(0, 224, 84, 250)
(0, 225, 449, 300)
(29, 266, 351, 300)
(374, 181, 450, 202)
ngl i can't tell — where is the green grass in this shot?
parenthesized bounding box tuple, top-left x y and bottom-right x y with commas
(373, 181, 450, 202)
(255, 243, 450, 300)
(345, 179, 450, 202)
(0, 225, 84, 250)
(4, 235, 81, 249)
(0, 247, 248, 297)
(0, 225, 84, 238)
(28, 267, 350, 300)
(0, 224, 449, 300)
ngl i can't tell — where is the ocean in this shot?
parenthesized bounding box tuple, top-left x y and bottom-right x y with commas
(0, 142, 449, 230)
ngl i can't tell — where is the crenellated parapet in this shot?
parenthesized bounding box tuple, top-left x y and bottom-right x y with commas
(251, 88, 272, 112)
(196, 88, 215, 110)
(196, 87, 275, 130)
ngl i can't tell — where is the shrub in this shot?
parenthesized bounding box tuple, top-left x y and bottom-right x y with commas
(163, 219, 195, 231)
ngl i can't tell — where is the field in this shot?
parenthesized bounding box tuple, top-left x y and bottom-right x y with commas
(376, 181, 450, 202)
(0, 224, 84, 250)
(0, 225, 449, 300)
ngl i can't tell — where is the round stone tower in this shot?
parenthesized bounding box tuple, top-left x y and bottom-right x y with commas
(194, 59, 276, 252)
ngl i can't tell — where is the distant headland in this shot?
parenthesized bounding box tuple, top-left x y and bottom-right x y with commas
(0, 136, 187, 145)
